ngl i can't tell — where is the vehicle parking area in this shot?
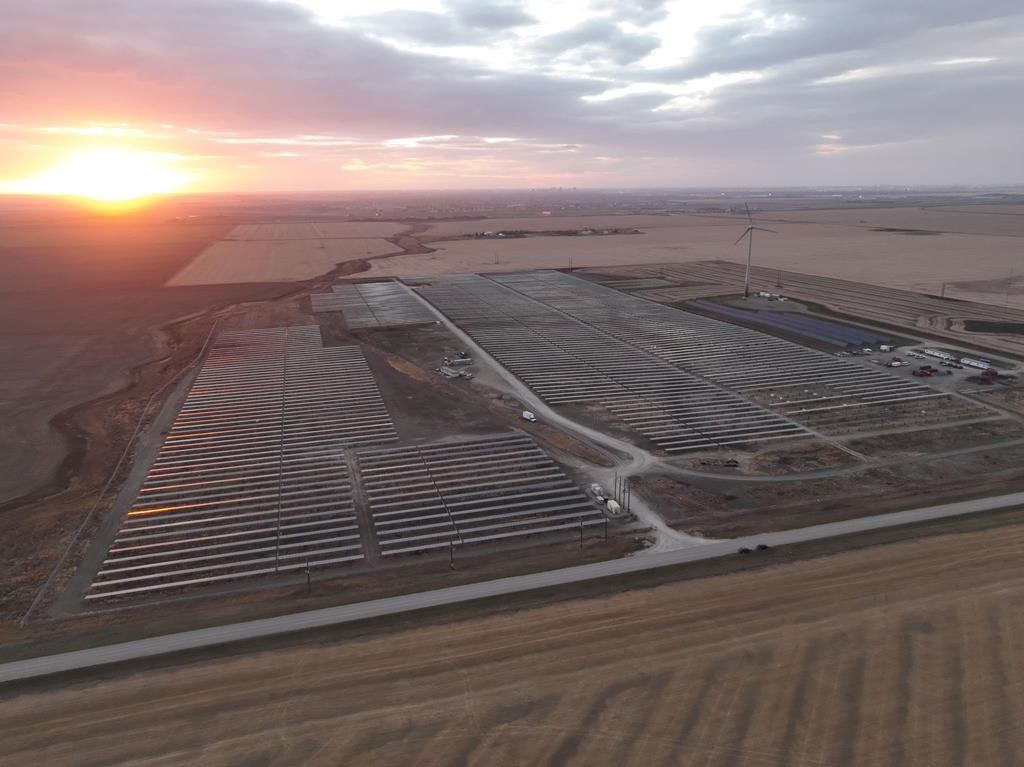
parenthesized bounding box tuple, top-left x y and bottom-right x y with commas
(86, 326, 398, 601)
(359, 433, 605, 557)
(310, 280, 435, 328)
(413, 274, 809, 453)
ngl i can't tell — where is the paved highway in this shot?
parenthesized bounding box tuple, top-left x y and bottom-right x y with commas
(3, 490, 1024, 685)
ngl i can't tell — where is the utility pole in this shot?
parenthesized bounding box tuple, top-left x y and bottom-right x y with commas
(449, 537, 456, 570)
(579, 516, 584, 550)
(305, 562, 311, 591)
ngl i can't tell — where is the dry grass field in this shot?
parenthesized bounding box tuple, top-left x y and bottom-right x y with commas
(227, 221, 407, 240)
(762, 205, 1024, 238)
(167, 237, 401, 285)
(5, 521, 1024, 766)
(366, 208, 1024, 309)
(167, 220, 410, 285)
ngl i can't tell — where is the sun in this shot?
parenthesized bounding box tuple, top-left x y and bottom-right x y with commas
(3, 147, 192, 202)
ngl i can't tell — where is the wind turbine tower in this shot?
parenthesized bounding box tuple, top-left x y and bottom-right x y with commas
(735, 203, 777, 298)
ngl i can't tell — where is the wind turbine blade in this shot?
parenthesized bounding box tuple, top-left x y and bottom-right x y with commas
(750, 226, 777, 234)
(744, 202, 752, 224)
(734, 228, 752, 245)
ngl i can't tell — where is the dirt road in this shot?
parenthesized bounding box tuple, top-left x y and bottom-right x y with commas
(4, 520, 1024, 766)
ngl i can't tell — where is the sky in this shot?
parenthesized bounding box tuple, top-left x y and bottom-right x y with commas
(1, 0, 1022, 193)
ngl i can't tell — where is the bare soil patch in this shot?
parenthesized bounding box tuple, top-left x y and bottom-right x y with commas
(972, 387, 1024, 415)
(845, 419, 1024, 458)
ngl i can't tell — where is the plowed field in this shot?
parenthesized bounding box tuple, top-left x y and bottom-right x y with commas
(5, 521, 1024, 766)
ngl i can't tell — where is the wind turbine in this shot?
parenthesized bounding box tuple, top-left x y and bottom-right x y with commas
(734, 203, 776, 298)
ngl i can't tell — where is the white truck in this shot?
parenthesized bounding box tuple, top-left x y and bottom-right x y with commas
(521, 410, 537, 422)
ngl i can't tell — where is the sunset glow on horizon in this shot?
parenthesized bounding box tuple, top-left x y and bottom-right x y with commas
(0, 1, 1020, 193)
(0, 147, 194, 202)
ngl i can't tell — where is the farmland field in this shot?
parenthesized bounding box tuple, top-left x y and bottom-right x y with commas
(167, 237, 401, 285)
(0, 218, 262, 504)
(365, 208, 1024, 310)
(227, 221, 407, 240)
(5, 520, 1024, 766)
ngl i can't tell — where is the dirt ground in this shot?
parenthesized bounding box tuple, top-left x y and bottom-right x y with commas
(635, 440, 1024, 537)
(974, 387, 1024, 415)
(844, 418, 1024, 458)
(6, 520, 1024, 766)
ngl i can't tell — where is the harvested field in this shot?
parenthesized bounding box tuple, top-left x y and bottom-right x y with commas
(167, 238, 401, 286)
(6, 521, 1024, 766)
(762, 205, 1024, 238)
(227, 222, 407, 240)
(365, 210, 1024, 311)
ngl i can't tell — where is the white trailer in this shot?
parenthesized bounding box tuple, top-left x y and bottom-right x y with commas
(960, 357, 991, 370)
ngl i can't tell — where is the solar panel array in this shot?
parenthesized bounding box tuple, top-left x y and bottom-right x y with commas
(689, 299, 890, 347)
(594, 277, 675, 290)
(87, 326, 397, 601)
(490, 271, 980, 436)
(311, 281, 435, 328)
(413, 275, 807, 452)
(359, 433, 604, 556)
(593, 260, 1024, 358)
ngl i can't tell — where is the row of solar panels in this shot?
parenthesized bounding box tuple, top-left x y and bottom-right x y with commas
(88, 326, 603, 601)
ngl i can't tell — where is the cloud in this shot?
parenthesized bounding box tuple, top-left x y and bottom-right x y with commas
(355, 0, 534, 47)
(651, 0, 1024, 81)
(0, 0, 1022, 189)
(532, 18, 662, 65)
(446, 0, 535, 31)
